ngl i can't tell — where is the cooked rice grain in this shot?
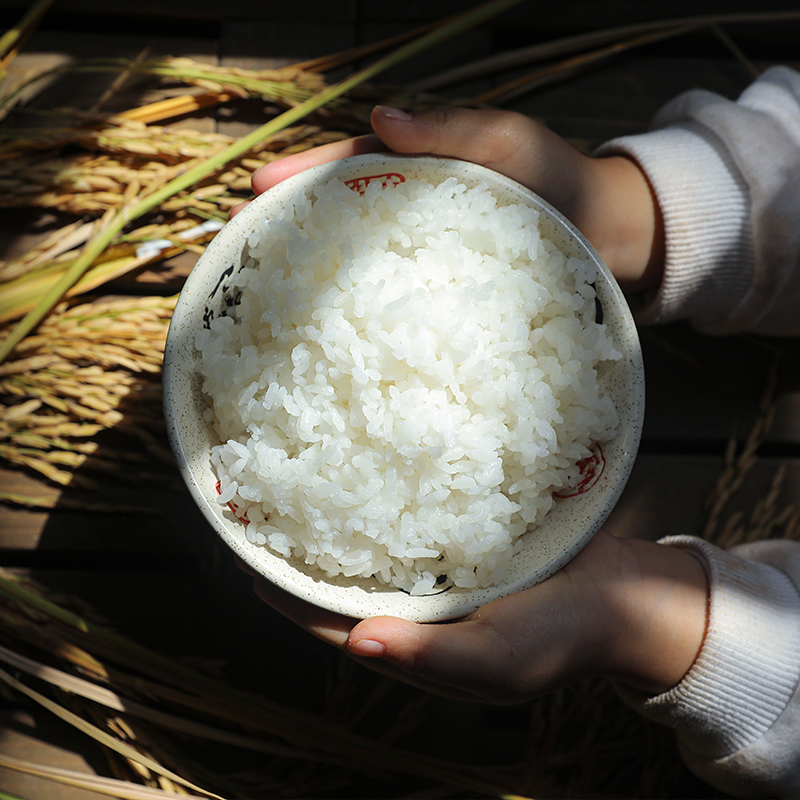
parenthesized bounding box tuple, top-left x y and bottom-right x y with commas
(196, 175, 620, 594)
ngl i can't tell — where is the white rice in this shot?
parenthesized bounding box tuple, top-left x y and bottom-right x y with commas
(196, 175, 620, 594)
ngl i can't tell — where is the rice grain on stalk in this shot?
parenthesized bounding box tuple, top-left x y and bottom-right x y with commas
(0, 296, 177, 501)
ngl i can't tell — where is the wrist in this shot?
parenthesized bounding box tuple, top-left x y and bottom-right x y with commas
(604, 537, 709, 695)
(587, 155, 665, 294)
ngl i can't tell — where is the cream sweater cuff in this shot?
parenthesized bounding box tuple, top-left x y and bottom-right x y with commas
(618, 535, 800, 763)
(596, 127, 756, 333)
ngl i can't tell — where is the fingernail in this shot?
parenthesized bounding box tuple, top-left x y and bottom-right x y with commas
(375, 105, 412, 122)
(349, 637, 386, 658)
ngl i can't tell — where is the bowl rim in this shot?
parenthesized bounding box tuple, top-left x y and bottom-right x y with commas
(163, 152, 645, 622)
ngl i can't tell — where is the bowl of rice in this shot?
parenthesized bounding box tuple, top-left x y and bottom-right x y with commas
(163, 153, 644, 623)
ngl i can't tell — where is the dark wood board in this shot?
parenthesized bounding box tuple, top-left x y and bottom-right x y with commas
(2, 3, 800, 798)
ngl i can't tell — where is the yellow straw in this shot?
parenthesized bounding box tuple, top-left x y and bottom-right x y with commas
(0, 0, 523, 365)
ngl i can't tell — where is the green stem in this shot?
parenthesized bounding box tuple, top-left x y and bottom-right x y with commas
(0, 0, 522, 365)
(0, 0, 58, 66)
(0, 792, 28, 800)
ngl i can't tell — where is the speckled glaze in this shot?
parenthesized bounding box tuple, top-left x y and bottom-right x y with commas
(163, 153, 645, 623)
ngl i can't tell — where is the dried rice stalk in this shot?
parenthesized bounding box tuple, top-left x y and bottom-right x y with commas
(0, 753, 201, 799)
(0, 665, 225, 799)
(477, 22, 700, 105)
(709, 24, 761, 79)
(114, 92, 236, 125)
(0, 296, 177, 505)
(700, 351, 800, 552)
(0, 568, 525, 799)
(292, 1, 509, 75)
(0, 489, 158, 512)
(0, 123, 349, 326)
(0, 116, 349, 164)
(0, 0, 57, 80)
(0, 55, 333, 124)
(0, 216, 210, 285)
(0, 245, 184, 326)
(141, 56, 328, 102)
(409, 10, 800, 97)
(0, 124, 349, 214)
(0, 218, 100, 282)
(0, 0, 524, 366)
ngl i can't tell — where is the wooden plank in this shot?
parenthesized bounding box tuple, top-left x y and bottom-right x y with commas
(507, 55, 761, 145)
(3, 30, 220, 121)
(0, 464, 210, 554)
(0, 708, 101, 800)
(608, 452, 800, 543)
(638, 324, 800, 446)
(358, 21, 493, 88)
(0, 0, 357, 23)
(216, 19, 357, 139)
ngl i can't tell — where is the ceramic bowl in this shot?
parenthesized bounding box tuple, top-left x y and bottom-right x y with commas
(163, 153, 644, 623)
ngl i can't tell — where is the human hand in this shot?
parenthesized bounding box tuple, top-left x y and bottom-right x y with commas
(243, 530, 707, 703)
(237, 107, 688, 702)
(241, 105, 664, 293)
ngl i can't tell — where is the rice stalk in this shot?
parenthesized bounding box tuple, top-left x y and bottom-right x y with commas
(0, 446, 73, 484)
(0, 644, 333, 761)
(0, 755, 198, 800)
(0, 231, 196, 325)
(408, 10, 800, 95)
(292, 0, 506, 74)
(0, 0, 524, 366)
(746, 465, 796, 540)
(709, 24, 761, 78)
(0, 218, 99, 281)
(0, 605, 108, 681)
(0, 296, 177, 500)
(477, 22, 700, 105)
(0, 216, 216, 295)
(708, 464, 799, 550)
(1, 672, 223, 799)
(0, 490, 159, 512)
(0, 55, 331, 122)
(0, 0, 57, 80)
(518, 678, 686, 798)
(0, 105, 354, 163)
(89, 47, 154, 118)
(696, 339, 800, 556)
(0, 569, 527, 799)
(114, 92, 237, 125)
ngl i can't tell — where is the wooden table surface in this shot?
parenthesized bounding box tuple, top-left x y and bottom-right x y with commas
(1, 2, 800, 798)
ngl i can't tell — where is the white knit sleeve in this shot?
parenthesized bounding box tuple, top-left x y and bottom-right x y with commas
(596, 66, 800, 336)
(615, 536, 800, 797)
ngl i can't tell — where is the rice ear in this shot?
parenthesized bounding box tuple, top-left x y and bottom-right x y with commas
(0, 0, 525, 365)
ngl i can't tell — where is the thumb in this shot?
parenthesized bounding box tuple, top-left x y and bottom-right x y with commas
(345, 613, 524, 704)
(370, 105, 587, 208)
